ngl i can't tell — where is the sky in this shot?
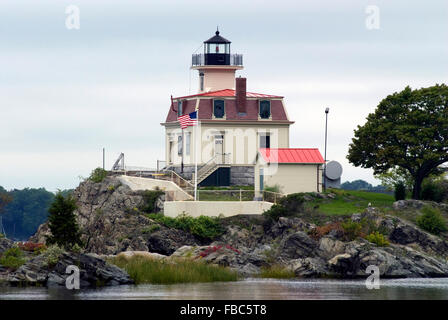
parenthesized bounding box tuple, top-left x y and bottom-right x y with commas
(1, 0, 447, 192)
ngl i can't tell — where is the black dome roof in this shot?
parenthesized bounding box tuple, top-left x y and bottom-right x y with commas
(204, 30, 231, 44)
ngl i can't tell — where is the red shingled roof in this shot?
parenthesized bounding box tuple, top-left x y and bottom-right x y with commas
(164, 90, 290, 123)
(259, 148, 324, 164)
(174, 89, 283, 100)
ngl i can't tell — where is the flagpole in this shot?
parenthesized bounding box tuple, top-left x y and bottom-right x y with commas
(194, 120, 199, 201)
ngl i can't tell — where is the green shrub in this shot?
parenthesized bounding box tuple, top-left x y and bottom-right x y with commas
(0, 233, 5, 239)
(262, 193, 305, 221)
(416, 206, 448, 235)
(142, 224, 161, 234)
(264, 184, 282, 193)
(145, 213, 224, 240)
(421, 180, 445, 203)
(394, 181, 406, 201)
(42, 244, 65, 267)
(110, 255, 238, 284)
(88, 168, 108, 183)
(262, 204, 288, 222)
(341, 220, 363, 241)
(0, 247, 26, 270)
(139, 189, 164, 213)
(366, 231, 390, 246)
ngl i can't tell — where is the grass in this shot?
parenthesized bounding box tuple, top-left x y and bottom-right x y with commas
(0, 247, 27, 270)
(110, 255, 238, 284)
(259, 265, 295, 279)
(145, 213, 224, 240)
(197, 190, 255, 201)
(306, 189, 395, 216)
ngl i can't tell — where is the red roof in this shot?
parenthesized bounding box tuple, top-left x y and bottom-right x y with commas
(164, 90, 290, 123)
(259, 148, 324, 164)
(174, 89, 283, 100)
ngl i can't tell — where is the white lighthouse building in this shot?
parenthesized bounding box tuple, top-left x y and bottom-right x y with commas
(161, 30, 324, 194)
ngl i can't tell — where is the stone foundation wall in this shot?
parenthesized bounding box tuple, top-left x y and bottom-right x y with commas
(168, 165, 255, 186)
(230, 166, 254, 186)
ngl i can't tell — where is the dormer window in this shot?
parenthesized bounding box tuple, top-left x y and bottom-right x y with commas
(177, 101, 183, 116)
(213, 99, 225, 118)
(259, 100, 271, 119)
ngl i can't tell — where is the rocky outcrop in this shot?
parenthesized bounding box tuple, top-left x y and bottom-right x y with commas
(28, 177, 448, 280)
(7, 252, 133, 288)
(0, 238, 14, 255)
(31, 176, 201, 255)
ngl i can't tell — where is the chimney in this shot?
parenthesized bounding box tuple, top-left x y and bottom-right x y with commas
(236, 77, 247, 114)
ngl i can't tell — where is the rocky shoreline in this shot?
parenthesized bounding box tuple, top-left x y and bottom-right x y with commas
(2, 176, 448, 287)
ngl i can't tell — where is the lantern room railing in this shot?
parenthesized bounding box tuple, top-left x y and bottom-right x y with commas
(192, 53, 243, 67)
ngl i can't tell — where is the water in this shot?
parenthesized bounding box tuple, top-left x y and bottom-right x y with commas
(2, 278, 448, 300)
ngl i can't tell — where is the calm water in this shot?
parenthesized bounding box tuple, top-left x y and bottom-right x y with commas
(2, 278, 448, 300)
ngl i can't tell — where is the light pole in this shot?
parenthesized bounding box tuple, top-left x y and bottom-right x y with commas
(324, 107, 329, 192)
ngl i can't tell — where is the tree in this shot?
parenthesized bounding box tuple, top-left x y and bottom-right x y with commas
(375, 167, 414, 192)
(347, 84, 448, 199)
(0, 187, 13, 214)
(47, 193, 82, 248)
(341, 179, 373, 190)
(0, 188, 13, 236)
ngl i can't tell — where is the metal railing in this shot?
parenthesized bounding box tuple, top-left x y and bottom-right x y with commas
(167, 189, 284, 203)
(193, 153, 231, 184)
(191, 53, 243, 66)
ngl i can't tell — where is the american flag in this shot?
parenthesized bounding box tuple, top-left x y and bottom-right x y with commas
(178, 111, 198, 129)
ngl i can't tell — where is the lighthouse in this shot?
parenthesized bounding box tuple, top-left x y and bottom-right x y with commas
(161, 29, 324, 193)
(191, 29, 243, 93)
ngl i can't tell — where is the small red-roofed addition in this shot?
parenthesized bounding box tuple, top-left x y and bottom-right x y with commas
(259, 148, 325, 164)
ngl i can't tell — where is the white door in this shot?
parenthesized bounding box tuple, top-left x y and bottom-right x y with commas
(214, 135, 224, 163)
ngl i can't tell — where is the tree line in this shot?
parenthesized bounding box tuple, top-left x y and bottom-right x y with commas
(0, 187, 73, 240)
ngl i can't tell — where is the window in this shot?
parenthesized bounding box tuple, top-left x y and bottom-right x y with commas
(186, 132, 191, 156)
(213, 99, 225, 118)
(178, 101, 183, 116)
(259, 100, 271, 119)
(199, 73, 204, 91)
(260, 134, 270, 149)
(178, 135, 183, 155)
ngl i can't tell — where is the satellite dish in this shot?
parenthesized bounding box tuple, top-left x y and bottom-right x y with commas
(325, 161, 343, 180)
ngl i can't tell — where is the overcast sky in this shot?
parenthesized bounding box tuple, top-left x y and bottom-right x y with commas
(1, 0, 447, 192)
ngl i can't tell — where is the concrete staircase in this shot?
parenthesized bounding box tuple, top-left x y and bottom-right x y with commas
(192, 153, 231, 185)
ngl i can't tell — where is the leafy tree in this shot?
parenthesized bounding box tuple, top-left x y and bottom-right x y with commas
(341, 179, 373, 190)
(394, 181, 406, 201)
(347, 84, 448, 199)
(375, 167, 414, 192)
(0, 188, 13, 214)
(88, 168, 108, 183)
(47, 193, 82, 248)
(340, 180, 389, 193)
(1, 187, 54, 240)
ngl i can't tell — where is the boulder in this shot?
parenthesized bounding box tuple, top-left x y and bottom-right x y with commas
(288, 257, 328, 277)
(235, 263, 260, 277)
(8, 252, 133, 288)
(327, 241, 448, 278)
(383, 216, 448, 258)
(393, 200, 425, 211)
(279, 231, 318, 259)
(116, 251, 167, 260)
(0, 238, 14, 255)
(318, 237, 346, 259)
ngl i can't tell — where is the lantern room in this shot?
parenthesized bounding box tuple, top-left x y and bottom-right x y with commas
(204, 30, 231, 65)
